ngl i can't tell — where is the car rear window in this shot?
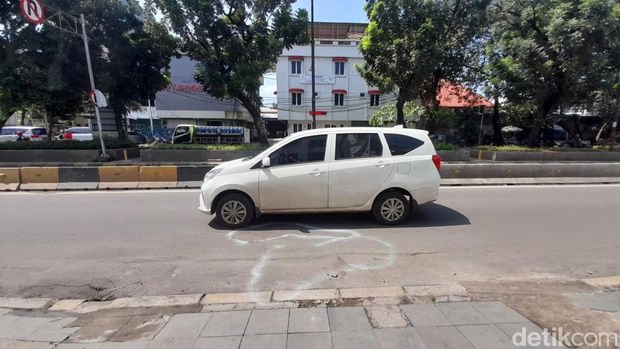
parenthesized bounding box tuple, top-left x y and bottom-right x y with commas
(335, 133, 383, 160)
(384, 134, 425, 155)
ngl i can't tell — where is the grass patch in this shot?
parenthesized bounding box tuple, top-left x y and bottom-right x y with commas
(0, 140, 137, 150)
(433, 142, 459, 151)
(152, 143, 266, 150)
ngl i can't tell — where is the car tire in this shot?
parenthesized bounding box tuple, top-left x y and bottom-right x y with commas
(372, 191, 411, 225)
(214, 193, 255, 229)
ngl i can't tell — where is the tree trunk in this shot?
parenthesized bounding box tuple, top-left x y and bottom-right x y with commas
(396, 94, 405, 127)
(238, 95, 268, 145)
(113, 107, 127, 141)
(491, 96, 504, 146)
(20, 111, 26, 126)
(611, 71, 620, 151)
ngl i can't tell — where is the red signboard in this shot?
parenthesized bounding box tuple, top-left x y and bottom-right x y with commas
(20, 0, 45, 25)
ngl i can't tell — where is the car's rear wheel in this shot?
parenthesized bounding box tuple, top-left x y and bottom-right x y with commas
(215, 193, 254, 228)
(372, 191, 410, 225)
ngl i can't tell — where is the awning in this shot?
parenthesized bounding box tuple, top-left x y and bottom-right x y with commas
(332, 57, 348, 62)
(289, 88, 305, 93)
(288, 56, 304, 61)
(332, 89, 347, 94)
(368, 89, 382, 95)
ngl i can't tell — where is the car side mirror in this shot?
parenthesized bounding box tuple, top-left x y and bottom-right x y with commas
(261, 157, 271, 168)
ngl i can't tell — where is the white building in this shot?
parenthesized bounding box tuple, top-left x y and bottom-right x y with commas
(276, 22, 394, 134)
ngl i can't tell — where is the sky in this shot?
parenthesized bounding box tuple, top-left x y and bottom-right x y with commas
(261, 0, 368, 106)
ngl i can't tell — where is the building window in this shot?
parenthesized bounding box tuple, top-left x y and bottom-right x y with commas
(334, 61, 345, 76)
(291, 92, 302, 106)
(334, 93, 345, 106)
(291, 60, 302, 75)
(370, 94, 380, 107)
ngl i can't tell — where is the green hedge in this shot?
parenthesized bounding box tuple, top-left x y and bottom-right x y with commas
(433, 142, 459, 151)
(476, 145, 620, 152)
(152, 143, 266, 150)
(0, 140, 137, 150)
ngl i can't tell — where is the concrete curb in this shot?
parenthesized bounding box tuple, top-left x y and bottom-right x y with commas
(2, 163, 620, 191)
(0, 284, 473, 313)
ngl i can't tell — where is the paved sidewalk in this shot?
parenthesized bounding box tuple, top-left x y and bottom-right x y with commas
(0, 301, 565, 349)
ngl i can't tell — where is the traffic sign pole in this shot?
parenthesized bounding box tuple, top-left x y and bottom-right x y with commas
(80, 14, 108, 159)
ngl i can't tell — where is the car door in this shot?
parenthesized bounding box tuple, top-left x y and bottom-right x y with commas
(259, 134, 329, 210)
(328, 132, 393, 208)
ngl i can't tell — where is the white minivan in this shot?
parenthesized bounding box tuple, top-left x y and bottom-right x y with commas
(199, 127, 441, 228)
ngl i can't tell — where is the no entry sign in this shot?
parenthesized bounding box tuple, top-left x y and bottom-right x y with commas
(20, 0, 45, 25)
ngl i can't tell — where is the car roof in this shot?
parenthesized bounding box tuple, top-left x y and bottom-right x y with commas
(289, 127, 430, 138)
(2, 126, 42, 130)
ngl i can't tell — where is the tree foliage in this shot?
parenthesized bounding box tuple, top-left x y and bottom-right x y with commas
(487, 0, 620, 146)
(156, 0, 308, 144)
(0, 0, 177, 139)
(358, 0, 490, 125)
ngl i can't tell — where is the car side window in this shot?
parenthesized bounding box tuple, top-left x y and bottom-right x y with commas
(384, 134, 425, 156)
(269, 135, 327, 167)
(335, 133, 382, 160)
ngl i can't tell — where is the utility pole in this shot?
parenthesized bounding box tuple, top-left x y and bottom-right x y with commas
(310, 0, 316, 129)
(612, 70, 620, 151)
(80, 14, 108, 159)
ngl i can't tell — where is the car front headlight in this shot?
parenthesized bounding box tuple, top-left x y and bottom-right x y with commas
(204, 168, 223, 181)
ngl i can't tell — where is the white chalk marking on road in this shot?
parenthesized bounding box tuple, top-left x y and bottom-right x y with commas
(439, 183, 620, 190)
(227, 223, 397, 299)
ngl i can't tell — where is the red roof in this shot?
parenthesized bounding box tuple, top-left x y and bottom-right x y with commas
(435, 81, 493, 108)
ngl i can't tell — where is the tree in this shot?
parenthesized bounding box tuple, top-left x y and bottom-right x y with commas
(156, 0, 308, 144)
(369, 101, 425, 126)
(488, 0, 619, 146)
(82, 0, 177, 140)
(358, 0, 490, 126)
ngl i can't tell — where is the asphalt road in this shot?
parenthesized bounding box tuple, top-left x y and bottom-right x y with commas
(0, 185, 619, 300)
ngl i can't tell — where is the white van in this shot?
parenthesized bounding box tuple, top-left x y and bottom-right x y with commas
(199, 127, 441, 228)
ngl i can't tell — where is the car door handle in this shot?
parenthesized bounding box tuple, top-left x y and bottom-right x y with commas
(376, 162, 386, 168)
(309, 169, 322, 176)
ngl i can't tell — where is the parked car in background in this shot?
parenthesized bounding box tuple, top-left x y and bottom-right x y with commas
(61, 127, 93, 141)
(199, 127, 441, 228)
(0, 126, 48, 141)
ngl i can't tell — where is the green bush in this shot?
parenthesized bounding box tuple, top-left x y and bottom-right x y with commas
(152, 143, 266, 151)
(476, 145, 620, 152)
(433, 142, 459, 151)
(0, 140, 137, 150)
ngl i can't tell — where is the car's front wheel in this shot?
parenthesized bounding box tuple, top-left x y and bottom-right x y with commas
(214, 193, 254, 228)
(372, 191, 411, 225)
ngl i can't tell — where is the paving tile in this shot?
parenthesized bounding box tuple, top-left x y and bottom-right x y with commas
(288, 308, 330, 333)
(339, 287, 404, 299)
(328, 307, 372, 332)
(287, 332, 332, 349)
(582, 275, 620, 288)
(202, 292, 271, 304)
(415, 326, 476, 349)
(98, 342, 150, 349)
(373, 328, 426, 349)
(458, 324, 518, 349)
(273, 289, 338, 302)
(470, 302, 529, 324)
(365, 305, 409, 328)
(0, 298, 52, 310)
(146, 337, 197, 349)
(192, 336, 242, 349)
(40, 317, 78, 330)
(151, 313, 211, 344)
(436, 303, 488, 325)
(404, 284, 468, 297)
(200, 310, 251, 337)
(0, 339, 54, 349)
(20, 327, 78, 342)
(332, 330, 380, 349)
(401, 304, 451, 327)
(240, 334, 287, 349)
(496, 323, 567, 348)
(0, 309, 10, 316)
(245, 309, 289, 334)
(111, 294, 202, 308)
(565, 292, 620, 312)
(49, 300, 86, 312)
(55, 344, 100, 349)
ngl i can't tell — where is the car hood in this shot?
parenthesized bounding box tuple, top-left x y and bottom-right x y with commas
(212, 156, 257, 174)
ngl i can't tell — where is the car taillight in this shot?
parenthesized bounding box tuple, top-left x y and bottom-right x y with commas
(31, 134, 40, 138)
(432, 154, 441, 172)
